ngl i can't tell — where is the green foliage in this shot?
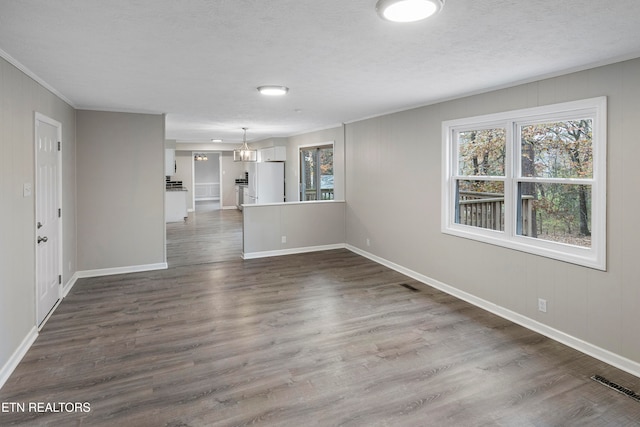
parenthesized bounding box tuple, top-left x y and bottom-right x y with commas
(458, 119, 594, 239)
(458, 128, 505, 176)
(521, 120, 592, 178)
(320, 148, 333, 175)
(529, 183, 591, 242)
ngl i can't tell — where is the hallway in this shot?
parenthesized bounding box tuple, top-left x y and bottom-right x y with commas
(166, 201, 243, 267)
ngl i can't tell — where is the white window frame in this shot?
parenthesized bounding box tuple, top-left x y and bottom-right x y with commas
(442, 97, 607, 270)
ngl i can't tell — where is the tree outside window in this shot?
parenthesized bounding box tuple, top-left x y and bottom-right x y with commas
(443, 97, 606, 270)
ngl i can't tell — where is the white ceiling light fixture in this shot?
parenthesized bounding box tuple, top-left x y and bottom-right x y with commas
(211, 138, 222, 143)
(257, 85, 289, 96)
(233, 127, 257, 162)
(376, 0, 444, 22)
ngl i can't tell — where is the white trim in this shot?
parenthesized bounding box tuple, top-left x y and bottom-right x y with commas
(298, 142, 335, 202)
(0, 49, 76, 108)
(346, 244, 640, 379)
(1, 259, 164, 391)
(76, 262, 168, 279)
(62, 272, 80, 298)
(0, 327, 38, 390)
(442, 97, 607, 270)
(34, 112, 64, 327)
(192, 151, 223, 210)
(242, 199, 345, 209)
(243, 243, 346, 260)
(37, 298, 63, 331)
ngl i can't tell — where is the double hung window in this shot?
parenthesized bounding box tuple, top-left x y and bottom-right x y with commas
(442, 97, 606, 270)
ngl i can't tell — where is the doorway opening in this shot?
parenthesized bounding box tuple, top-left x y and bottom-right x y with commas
(193, 151, 222, 212)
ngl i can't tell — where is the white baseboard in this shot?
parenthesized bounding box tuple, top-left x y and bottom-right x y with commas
(346, 244, 640, 379)
(0, 327, 37, 390)
(222, 205, 238, 210)
(1, 262, 168, 391)
(76, 262, 168, 278)
(243, 243, 346, 260)
(62, 272, 79, 298)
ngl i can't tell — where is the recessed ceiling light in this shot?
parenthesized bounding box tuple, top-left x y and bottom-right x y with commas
(257, 85, 289, 96)
(376, 0, 444, 23)
(211, 138, 222, 142)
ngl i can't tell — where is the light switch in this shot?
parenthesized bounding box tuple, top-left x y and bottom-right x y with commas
(23, 183, 32, 197)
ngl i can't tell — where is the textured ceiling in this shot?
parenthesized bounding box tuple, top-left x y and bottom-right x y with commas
(1, 0, 640, 143)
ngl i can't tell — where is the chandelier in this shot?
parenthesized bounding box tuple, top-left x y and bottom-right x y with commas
(233, 127, 257, 162)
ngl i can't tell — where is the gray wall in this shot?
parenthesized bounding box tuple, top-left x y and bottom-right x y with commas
(243, 201, 346, 256)
(76, 110, 165, 271)
(345, 58, 640, 367)
(0, 57, 76, 373)
(194, 153, 219, 183)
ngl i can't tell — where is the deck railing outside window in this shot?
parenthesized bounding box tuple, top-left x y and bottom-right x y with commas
(304, 189, 334, 201)
(458, 191, 533, 235)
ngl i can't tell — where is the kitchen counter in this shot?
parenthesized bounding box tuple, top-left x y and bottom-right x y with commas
(166, 189, 187, 222)
(235, 184, 248, 210)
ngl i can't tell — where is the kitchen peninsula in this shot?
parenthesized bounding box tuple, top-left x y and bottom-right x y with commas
(166, 179, 188, 222)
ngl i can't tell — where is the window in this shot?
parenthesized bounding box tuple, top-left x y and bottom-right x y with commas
(300, 144, 334, 201)
(442, 97, 606, 270)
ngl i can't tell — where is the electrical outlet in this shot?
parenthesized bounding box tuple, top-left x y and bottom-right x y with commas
(366, 238, 370, 247)
(538, 298, 547, 313)
(281, 236, 287, 244)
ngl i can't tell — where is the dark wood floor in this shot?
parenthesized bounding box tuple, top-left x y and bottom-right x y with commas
(2, 206, 640, 426)
(166, 201, 243, 267)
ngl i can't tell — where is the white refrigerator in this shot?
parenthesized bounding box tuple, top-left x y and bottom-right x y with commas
(246, 162, 285, 204)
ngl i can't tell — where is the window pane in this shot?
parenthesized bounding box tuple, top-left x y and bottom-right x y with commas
(319, 147, 334, 200)
(300, 148, 316, 201)
(517, 182, 591, 248)
(521, 119, 593, 178)
(457, 128, 506, 176)
(456, 180, 505, 231)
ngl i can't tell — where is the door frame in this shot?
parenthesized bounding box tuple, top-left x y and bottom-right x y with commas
(34, 112, 63, 329)
(191, 151, 223, 209)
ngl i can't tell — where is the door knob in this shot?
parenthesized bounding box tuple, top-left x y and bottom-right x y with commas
(37, 236, 48, 244)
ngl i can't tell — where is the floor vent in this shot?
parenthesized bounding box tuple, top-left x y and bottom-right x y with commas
(399, 283, 419, 292)
(591, 375, 640, 403)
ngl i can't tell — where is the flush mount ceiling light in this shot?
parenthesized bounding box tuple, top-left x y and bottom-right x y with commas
(211, 138, 222, 143)
(376, 0, 444, 22)
(233, 128, 257, 162)
(257, 85, 289, 96)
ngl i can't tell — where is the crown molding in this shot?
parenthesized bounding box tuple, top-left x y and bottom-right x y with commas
(0, 47, 76, 108)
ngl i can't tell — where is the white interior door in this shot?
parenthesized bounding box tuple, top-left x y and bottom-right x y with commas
(35, 113, 62, 326)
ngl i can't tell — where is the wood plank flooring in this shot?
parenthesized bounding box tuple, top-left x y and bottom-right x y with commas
(166, 201, 243, 267)
(2, 206, 640, 425)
